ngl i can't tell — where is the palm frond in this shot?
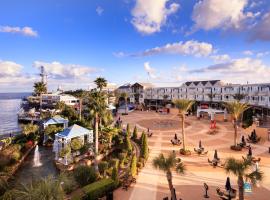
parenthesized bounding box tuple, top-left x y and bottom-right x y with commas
(246, 170, 263, 185)
(173, 99, 194, 115)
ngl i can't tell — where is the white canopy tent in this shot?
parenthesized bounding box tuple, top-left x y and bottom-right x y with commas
(197, 108, 227, 121)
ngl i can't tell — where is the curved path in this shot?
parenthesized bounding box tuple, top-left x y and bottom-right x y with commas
(114, 111, 270, 200)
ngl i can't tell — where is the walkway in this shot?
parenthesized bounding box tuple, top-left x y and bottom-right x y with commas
(114, 111, 270, 200)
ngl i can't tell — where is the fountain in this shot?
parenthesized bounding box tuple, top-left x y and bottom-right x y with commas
(33, 145, 42, 167)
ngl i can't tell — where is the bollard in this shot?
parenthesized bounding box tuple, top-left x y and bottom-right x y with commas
(204, 183, 210, 198)
(269, 147, 270, 154)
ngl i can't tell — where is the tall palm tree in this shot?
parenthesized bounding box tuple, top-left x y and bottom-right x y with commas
(173, 99, 194, 151)
(120, 92, 129, 114)
(225, 101, 249, 147)
(33, 82, 47, 96)
(94, 77, 107, 92)
(34, 81, 47, 108)
(224, 157, 263, 200)
(88, 90, 107, 155)
(153, 152, 185, 200)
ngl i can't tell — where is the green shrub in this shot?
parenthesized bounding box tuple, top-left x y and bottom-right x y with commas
(118, 152, 127, 168)
(130, 155, 137, 177)
(70, 138, 83, 151)
(59, 173, 77, 194)
(98, 161, 109, 177)
(109, 158, 119, 169)
(10, 151, 21, 163)
(141, 133, 149, 159)
(82, 178, 115, 200)
(111, 167, 119, 186)
(126, 124, 130, 137)
(132, 126, 138, 140)
(125, 137, 132, 154)
(73, 166, 97, 187)
(60, 146, 71, 158)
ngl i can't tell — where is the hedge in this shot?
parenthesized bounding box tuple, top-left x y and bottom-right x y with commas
(82, 178, 115, 200)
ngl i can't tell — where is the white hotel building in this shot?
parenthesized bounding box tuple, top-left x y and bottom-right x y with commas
(117, 80, 270, 117)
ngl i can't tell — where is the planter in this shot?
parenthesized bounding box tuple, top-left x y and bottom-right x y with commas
(230, 145, 242, 151)
(179, 149, 191, 155)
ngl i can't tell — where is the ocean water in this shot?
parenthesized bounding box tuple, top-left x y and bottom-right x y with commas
(0, 93, 31, 135)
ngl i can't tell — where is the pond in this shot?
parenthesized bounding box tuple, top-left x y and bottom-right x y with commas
(13, 145, 59, 185)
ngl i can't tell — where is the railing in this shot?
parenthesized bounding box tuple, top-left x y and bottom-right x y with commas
(0, 129, 22, 140)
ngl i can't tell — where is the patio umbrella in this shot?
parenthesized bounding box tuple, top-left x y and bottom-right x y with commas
(174, 134, 177, 140)
(199, 140, 202, 149)
(214, 150, 219, 160)
(225, 177, 232, 191)
(241, 136, 245, 143)
(248, 147, 252, 157)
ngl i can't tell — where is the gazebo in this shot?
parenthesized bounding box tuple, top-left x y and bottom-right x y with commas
(43, 115, 69, 129)
(43, 116, 69, 144)
(53, 124, 93, 165)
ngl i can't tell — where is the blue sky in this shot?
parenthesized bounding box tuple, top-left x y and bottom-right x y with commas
(0, 0, 270, 92)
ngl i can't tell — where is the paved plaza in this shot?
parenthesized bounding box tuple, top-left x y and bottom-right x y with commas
(114, 111, 270, 200)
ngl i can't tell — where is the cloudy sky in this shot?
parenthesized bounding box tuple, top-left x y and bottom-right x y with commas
(0, 0, 270, 92)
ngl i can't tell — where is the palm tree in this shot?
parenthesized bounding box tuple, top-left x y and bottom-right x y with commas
(173, 99, 194, 152)
(225, 101, 249, 147)
(94, 77, 107, 92)
(224, 157, 263, 200)
(101, 127, 119, 148)
(21, 123, 39, 135)
(88, 90, 107, 156)
(33, 82, 47, 96)
(120, 92, 129, 114)
(153, 152, 185, 200)
(34, 81, 47, 108)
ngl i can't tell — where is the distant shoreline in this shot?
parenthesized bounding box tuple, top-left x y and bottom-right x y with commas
(0, 92, 32, 100)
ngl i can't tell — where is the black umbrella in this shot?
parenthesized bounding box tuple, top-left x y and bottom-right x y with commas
(225, 177, 232, 191)
(241, 136, 245, 143)
(199, 140, 202, 149)
(248, 146, 252, 157)
(174, 134, 178, 140)
(214, 150, 219, 160)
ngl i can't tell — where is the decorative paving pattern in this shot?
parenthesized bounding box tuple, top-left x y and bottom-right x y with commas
(114, 111, 270, 200)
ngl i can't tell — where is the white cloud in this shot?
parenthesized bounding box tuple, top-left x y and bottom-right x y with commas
(144, 62, 158, 79)
(256, 51, 269, 58)
(0, 61, 23, 77)
(96, 6, 104, 16)
(33, 61, 99, 79)
(250, 11, 270, 41)
(192, 0, 250, 31)
(0, 26, 38, 37)
(210, 54, 231, 63)
(243, 50, 253, 55)
(131, 0, 180, 34)
(190, 57, 270, 83)
(133, 40, 214, 57)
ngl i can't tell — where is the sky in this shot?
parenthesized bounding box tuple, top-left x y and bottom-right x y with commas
(0, 0, 270, 92)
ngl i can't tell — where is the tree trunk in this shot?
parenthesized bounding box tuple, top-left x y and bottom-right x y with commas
(181, 114, 186, 150)
(94, 114, 99, 172)
(234, 120, 237, 147)
(166, 170, 176, 200)
(95, 113, 99, 155)
(238, 176, 244, 200)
